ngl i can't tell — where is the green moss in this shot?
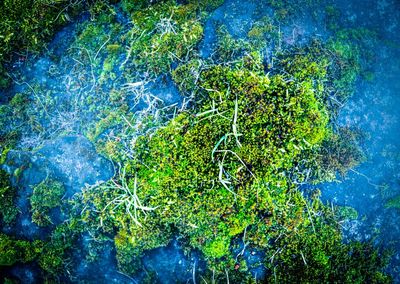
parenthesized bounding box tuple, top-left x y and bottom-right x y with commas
(325, 5, 341, 31)
(247, 16, 279, 49)
(317, 127, 365, 180)
(0, 1, 391, 281)
(121, 0, 155, 13)
(0, 224, 76, 277)
(75, 22, 109, 53)
(9, 93, 30, 121)
(30, 179, 65, 227)
(79, 59, 331, 273)
(255, 196, 391, 283)
(86, 109, 124, 142)
(328, 38, 360, 88)
(188, 0, 225, 12)
(35, 224, 75, 275)
(0, 233, 21, 266)
(0, 0, 85, 89)
(267, 0, 320, 22)
(124, 1, 204, 76)
(0, 64, 10, 89)
(122, 0, 224, 18)
(106, 44, 122, 53)
(172, 59, 203, 93)
(0, 169, 18, 224)
(212, 26, 251, 62)
(114, 223, 172, 274)
(276, 39, 354, 107)
(385, 195, 400, 209)
(74, 37, 390, 278)
(203, 236, 231, 259)
(38, 245, 65, 275)
(0, 233, 43, 266)
(336, 206, 359, 220)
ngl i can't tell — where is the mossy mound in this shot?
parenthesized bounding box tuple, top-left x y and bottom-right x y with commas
(76, 58, 389, 281)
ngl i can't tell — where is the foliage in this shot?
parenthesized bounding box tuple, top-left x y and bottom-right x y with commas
(74, 33, 390, 281)
(239, 190, 391, 283)
(276, 39, 358, 109)
(0, 224, 76, 277)
(260, 201, 391, 282)
(325, 4, 341, 31)
(266, 0, 322, 22)
(247, 16, 280, 53)
(0, 233, 43, 266)
(335, 205, 359, 220)
(0, 0, 85, 89)
(124, 0, 204, 76)
(121, 0, 158, 13)
(316, 127, 365, 180)
(114, 223, 172, 274)
(212, 26, 251, 63)
(385, 194, 400, 210)
(37, 223, 76, 275)
(327, 27, 378, 95)
(0, 170, 18, 224)
(122, 0, 224, 14)
(30, 178, 65, 227)
(79, 57, 331, 273)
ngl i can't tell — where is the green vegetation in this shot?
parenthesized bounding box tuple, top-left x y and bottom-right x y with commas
(317, 127, 365, 180)
(0, 0, 85, 89)
(253, 194, 389, 283)
(385, 194, 400, 210)
(266, 0, 322, 22)
(85, 57, 328, 263)
(123, 1, 204, 75)
(0, 170, 18, 224)
(30, 179, 65, 227)
(122, 0, 224, 15)
(336, 205, 359, 220)
(0, 223, 77, 278)
(276, 38, 359, 109)
(75, 45, 390, 281)
(37, 223, 77, 276)
(0, 233, 41, 266)
(0, 0, 393, 282)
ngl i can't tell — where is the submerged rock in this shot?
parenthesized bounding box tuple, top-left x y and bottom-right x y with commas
(6, 135, 114, 196)
(199, 0, 268, 57)
(36, 135, 114, 195)
(2, 135, 114, 239)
